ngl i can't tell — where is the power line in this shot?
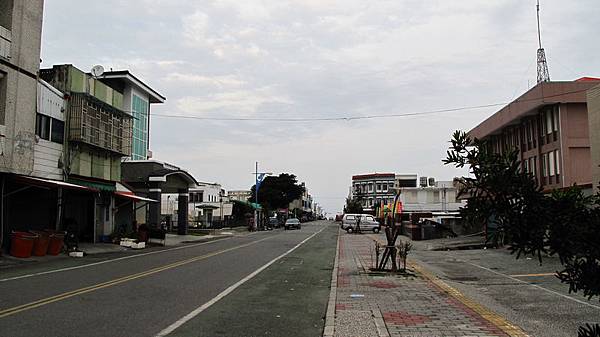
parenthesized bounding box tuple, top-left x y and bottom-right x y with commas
(149, 87, 592, 123)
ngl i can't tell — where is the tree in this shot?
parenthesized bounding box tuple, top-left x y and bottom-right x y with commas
(344, 197, 363, 214)
(249, 173, 304, 215)
(444, 130, 600, 336)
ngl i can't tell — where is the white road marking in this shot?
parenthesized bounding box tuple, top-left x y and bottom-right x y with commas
(0, 236, 240, 282)
(155, 225, 328, 337)
(466, 261, 600, 310)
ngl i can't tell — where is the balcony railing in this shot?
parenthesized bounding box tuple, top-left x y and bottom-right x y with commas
(0, 25, 11, 60)
(68, 93, 132, 156)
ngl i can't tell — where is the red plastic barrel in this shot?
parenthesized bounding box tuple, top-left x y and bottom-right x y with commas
(30, 230, 50, 256)
(10, 231, 37, 258)
(46, 231, 65, 255)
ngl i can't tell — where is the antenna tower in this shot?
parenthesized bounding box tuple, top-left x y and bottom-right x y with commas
(536, 0, 550, 83)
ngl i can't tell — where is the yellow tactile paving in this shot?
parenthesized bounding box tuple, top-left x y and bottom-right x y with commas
(409, 261, 531, 337)
(366, 234, 530, 337)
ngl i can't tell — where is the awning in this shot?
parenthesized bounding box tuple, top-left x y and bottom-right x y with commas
(234, 200, 262, 210)
(114, 191, 158, 203)
(15, 175, 98, 192)
(68, 177, 116, 191)
(195, 204, 219, 210)
(115, 182, 158, 203)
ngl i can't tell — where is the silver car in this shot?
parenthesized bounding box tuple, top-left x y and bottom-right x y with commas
(284, 218, 301, 230)
(341, 214, 381, 233)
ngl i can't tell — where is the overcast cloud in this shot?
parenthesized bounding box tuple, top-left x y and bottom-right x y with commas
(40, 1, 600, 214)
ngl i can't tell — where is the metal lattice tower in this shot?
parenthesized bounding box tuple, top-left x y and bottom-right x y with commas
(536, 0, 550, 83)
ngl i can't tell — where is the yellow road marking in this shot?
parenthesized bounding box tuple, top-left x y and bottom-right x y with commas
(410, 261, 531, 337)
(0, 236, 274, 318)
(365, 235, 529, 337)
(510, 272, 555, 277)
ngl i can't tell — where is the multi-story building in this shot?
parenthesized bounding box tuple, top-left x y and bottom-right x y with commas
(98, 70, 165, 160)
(38, 64, 166, 241)
(469, 78, 600, 194)
(34, 79, 65, 180)
(351, 173, 396, 211)
(40, 64, 132, 240)
(162, 182, 233, 228)
(398, 180, 462, 213)
(349, 172, 463, 216)
(0, 0, 44, 177)
(587, 84, 600, 191)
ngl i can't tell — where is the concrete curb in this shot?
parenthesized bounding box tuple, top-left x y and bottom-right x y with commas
(323, 228, 340, 337)
(370, 304, 391, 337)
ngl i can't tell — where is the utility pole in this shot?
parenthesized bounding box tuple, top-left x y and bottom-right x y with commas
(252, 162, 271, 231)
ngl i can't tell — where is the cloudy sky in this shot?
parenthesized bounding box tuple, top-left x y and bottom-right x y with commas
(41, 1, 600, 214)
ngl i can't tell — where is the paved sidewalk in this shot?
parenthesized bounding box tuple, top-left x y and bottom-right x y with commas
(325, 231, 530, 337)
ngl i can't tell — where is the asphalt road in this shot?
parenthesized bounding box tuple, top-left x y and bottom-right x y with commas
(0, 220, 338, 337)
(411, 247, 600, 337)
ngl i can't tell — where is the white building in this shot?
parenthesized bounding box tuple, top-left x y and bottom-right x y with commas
(33, 79, 65, 180)
(399, 180, 464, 213)
(162, 182, 233, 227)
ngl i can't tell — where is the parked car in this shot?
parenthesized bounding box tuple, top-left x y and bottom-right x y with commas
(341, 214, 380, 233)
(269, 217, 280, 228)
(284, 218, 301, 230)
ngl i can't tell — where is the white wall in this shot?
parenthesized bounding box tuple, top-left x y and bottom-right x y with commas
(33, 80, 64, 180)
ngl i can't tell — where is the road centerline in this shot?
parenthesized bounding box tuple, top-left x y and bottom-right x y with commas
(0, 234, 279, 318)
(0, 237, 235, 283)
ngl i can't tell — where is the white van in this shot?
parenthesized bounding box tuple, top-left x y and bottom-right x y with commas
(341, 214, 381, 233)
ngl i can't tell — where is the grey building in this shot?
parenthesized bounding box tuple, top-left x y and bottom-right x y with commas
(0, 0, 44, 175)
(351, 173, 396, 211)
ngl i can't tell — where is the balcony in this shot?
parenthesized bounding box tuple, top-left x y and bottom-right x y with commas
(0, 25, 10, 60)
(68, 93, 132, 156)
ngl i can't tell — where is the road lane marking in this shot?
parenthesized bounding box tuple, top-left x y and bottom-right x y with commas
(466, 261, 600, 310)
(323, 228, 340, 337)
(0, 237, 235, 282)
(155, 225, 328, 337)
(0, 235, 278, 318)
(510, 272, 555, 277)
(0, 229, 270, 283)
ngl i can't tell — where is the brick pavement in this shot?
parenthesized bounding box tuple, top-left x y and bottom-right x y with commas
(327, 231, 530, 337)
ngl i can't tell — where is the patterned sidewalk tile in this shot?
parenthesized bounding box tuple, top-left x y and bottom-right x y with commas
(332, 233, 529, 337)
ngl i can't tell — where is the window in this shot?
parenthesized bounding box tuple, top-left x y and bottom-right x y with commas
(376, 183, 381, 192)
(368, 183, 373, 192)
(542, 153, 548, 177)
(549, 151, 555, 176)
(532, 157, 537, 177)
(546, 110, 553, 135)
(50, 119, 64, 144)
(553, 107, 559, 132)
(382, 184, 388, 192)
(524, 159, 529, 173)
(0, 71, 6, 125)
(131, 94, 149, 160)
(555, 150, 560, 175)
(36, 114, 50, 140)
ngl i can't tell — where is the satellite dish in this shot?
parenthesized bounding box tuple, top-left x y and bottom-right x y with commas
(91, 65, 105, 78)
